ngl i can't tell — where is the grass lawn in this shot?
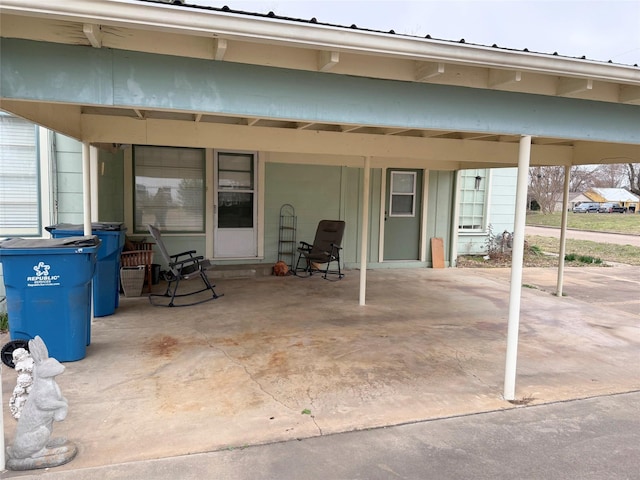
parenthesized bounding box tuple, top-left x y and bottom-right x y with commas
(526, 235, 640, 266)
(526, 211, 640, 235)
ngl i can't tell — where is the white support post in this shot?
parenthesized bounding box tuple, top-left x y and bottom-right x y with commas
(90, 145, 99, 221)
(503, 135, 532, 401)
(556, 165, 571, 297)
(82, 142, 92, 235)
(359, 157, 371, 306)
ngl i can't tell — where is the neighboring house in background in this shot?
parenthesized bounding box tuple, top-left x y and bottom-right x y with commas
(585, 188, 640, 212)
(559, 192, 593, 213)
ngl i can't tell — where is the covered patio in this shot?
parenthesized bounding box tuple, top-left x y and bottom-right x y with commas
(1, 1, 639, 472)
(2, 266, 639, 474)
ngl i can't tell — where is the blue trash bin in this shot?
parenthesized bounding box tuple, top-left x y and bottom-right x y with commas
(0, 236, 100, 362)
(46, 222, 127, 318)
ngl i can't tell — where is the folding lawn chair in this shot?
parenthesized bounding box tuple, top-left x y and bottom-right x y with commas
(294, 220, 345, 280)
(147, 224, 221, 306)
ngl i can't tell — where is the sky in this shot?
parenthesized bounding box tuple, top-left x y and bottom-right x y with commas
(191, 0, 640, 66)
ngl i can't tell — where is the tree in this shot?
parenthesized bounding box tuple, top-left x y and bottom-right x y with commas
(528, 166, 566, 214)
(626, 163, 640, 196)
(592, 164, 627, 188)
(569, 165, 597, 192)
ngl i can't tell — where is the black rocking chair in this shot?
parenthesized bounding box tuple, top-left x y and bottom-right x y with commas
(147, 224, 222, 307)
(294, 220, 345, 280)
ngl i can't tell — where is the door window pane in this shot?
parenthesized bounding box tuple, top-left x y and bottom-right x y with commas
(389, 171, 416, 217)
(133, 146, 205, 233)
(218, 153, 254, 190)
(218, 192, 254, 228)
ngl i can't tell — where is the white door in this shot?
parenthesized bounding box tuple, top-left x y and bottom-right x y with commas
(213, 151, 257, 258)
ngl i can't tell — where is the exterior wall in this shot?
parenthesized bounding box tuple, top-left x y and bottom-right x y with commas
(53, 133, 84, 225)
(98, 148, 125, 223)
(457, 168, 517, 256)
(263, 161, 455, 268)
(426, 171, 455, 265)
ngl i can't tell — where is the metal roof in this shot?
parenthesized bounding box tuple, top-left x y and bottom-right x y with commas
(589, 188, 640, 202)
(143, 0, 639, 68)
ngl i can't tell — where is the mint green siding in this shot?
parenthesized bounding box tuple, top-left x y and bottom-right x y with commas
(98, 149, 125, 223)
(53, 133, 83, 225)
(426, 171, 455, 265)
(264, 163, 343, 265)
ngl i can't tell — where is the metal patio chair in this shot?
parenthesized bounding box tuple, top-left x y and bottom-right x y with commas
(294, 220, 345, 280)
(147, 224, 221, 307)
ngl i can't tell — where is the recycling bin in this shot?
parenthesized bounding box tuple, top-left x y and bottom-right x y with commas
(0, 236, 100, 362)
(46, 222, 127, 318)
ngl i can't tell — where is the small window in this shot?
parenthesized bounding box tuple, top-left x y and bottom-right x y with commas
(133, 146, 205, 233)
(389, 171, 416, 217)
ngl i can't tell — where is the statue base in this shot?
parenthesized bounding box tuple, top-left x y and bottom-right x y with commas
(6, 439, 78, 471)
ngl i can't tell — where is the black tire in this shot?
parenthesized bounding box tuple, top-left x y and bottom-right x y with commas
(1, 339, 30, 368)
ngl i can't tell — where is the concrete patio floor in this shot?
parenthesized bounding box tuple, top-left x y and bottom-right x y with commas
(2, 265, 639, 476)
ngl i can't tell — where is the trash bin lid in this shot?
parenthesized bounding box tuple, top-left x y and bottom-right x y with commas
(46, 222, 126, 232)
(0, 235, 100, 249)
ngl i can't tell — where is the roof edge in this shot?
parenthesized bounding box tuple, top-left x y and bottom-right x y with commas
(2, 0, 639, 85)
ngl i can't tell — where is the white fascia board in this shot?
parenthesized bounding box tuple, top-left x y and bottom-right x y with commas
(2, 0, 639, 85)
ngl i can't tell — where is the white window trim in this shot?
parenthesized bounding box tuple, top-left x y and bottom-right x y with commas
(458, 169, 491, 233)
(388, 170, 417, 218)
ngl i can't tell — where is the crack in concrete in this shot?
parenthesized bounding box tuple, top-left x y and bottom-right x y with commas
(454, 349, 498, 392)
(205, 338, 296, 413)
(306, 386, 323, 435)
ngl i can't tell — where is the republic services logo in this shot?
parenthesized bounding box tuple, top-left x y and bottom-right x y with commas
(34, 262, 51, 276)
(27, 261, 60, 286)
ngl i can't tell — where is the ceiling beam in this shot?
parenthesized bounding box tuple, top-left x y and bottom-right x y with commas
(489, 69, 521, 88)
(341, 125, 362, 133)
(247, 117, 261, 126)
(318, 51, 340, 72)
(80, 114, 574, 166)
(82, 23, 102, 48)
(619, 85, 640, 105)
(557, 78, 593, 96)
(415, 61, 445, 82)
(296, 122, 314, 130)
(213, 38, 227, 61)
(384, 128, 412, 135)
(194, 113, 202, 122)
(133, 109, 145, 119)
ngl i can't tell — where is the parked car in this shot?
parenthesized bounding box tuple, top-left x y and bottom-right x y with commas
(598, 202, 626, 213)
(599, 202, 615, 213)
(573, 202, 599, 213)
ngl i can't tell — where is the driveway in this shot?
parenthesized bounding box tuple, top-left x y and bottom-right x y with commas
(526, 225, 640, 247)
(2, 266, 639, 475)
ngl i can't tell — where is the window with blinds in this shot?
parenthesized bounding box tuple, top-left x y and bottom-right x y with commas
(0, 115, 40, 237)
(458, 169, 488, 231)
(133, 146, 205, 233)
